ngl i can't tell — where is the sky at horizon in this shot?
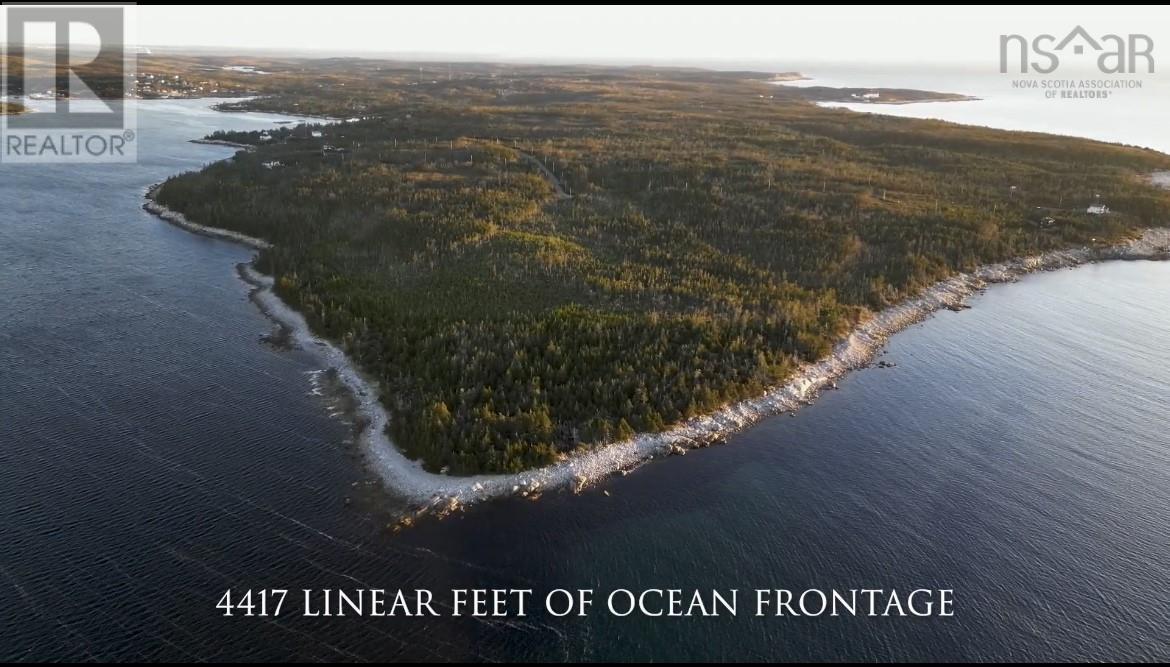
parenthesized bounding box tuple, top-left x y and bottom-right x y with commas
(5, 5, 1169, 67)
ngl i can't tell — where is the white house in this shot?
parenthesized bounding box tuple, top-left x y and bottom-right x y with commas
(1087, 204, 1110, 215)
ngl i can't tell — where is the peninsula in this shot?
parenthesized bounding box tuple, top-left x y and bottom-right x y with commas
(145, 56, 1170, 482)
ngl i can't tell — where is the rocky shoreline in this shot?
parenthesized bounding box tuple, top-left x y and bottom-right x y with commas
(144, 183, 271, 250)
(143, 180, 1170, 518)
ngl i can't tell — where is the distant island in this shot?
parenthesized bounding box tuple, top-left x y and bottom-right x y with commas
(146, 57, 1170, 477)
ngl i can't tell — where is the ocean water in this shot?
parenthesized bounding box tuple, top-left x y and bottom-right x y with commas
(777, 62, 1170, 154)
(2, 97, 1170, 661)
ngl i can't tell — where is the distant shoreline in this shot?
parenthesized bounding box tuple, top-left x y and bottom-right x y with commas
(769, 76, 977, 106)
(142, 153, 1170, 516)
(837, 95, 980, 106)
(189, 138, 256, 150)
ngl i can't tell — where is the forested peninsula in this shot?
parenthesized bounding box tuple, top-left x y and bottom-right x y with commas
(149, 58, 1170, 474)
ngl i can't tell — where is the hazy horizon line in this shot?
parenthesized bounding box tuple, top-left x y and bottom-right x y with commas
(3, 43, 999, 73)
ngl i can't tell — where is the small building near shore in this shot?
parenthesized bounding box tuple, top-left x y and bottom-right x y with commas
(1087, 204, 1110, 215)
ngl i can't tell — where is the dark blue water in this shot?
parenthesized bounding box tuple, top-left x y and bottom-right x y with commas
(3, 100, 1170, 661)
